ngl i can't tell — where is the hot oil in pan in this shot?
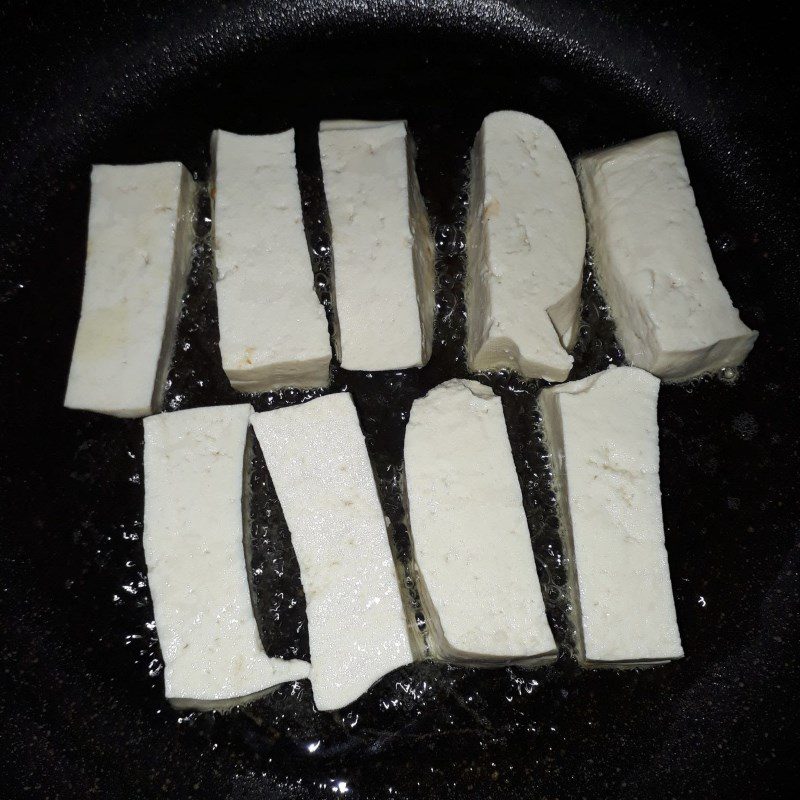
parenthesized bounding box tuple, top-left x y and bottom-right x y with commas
(136, 119, 654, 768)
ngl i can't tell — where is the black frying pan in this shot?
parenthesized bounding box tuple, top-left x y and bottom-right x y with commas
(1, 1, 797, 798)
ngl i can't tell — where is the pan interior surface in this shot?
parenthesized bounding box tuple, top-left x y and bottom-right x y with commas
(0, 2, 797, 798)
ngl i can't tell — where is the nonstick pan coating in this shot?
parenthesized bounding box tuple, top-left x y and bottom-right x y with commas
(0, 2, 797, 798)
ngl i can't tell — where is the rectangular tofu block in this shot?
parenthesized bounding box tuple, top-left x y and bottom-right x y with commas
(404, 379, 556, 664)
(143, 404, 309, 708)
(466, 111, 586, 382)
(319, 120, 435, 372)
(576, 131, 757, 381)
(539, 366, 684, 665)
(211, 129, 332, 392)
(65, 162, 195, 417)
(251, 393, 413, 710)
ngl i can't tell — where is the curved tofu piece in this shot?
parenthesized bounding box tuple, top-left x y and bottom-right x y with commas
(466, 111, 586, 382)
(143, 404, 309, 708)
(251, 393, 413, 711)
(576, 131, 757, 380)
(404, 379, 556, 664)
(539, 366, 683, 665)
(211, 129, 331, 392)
(319, 120, 435, 372)
(65, 162, 195, 417)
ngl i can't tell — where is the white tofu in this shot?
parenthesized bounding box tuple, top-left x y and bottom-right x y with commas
(404, 379, 556, 664)
(466, 111, 586, 382)
(576, 131, 757, 381)
(319, 120, 435, 371)
(211, 129, 332, 392)
(539, 366, 683, 665)
(251, 393, 413, 710)
(65, 162, 195, 417)
(143, 404, 309, 708)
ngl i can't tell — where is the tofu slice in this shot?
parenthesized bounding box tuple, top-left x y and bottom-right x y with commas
(211, 129, 332, 392)
(65, 162, 195, 417)
(251, 393, 413, 711)
(143, 404, 309, 708)
(404, 379, 556, 664)
(576, 131, 757, 381)
(319, 120, 435, 372)
(466, 111, 586, 383)
(539, 366, 683, 666)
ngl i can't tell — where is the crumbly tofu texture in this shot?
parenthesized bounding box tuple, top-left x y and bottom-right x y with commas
(211, 129, 332, 392)
(576, 131, 757, 381)
(466, 111, 586, 382)
(65, 162, 195, 417)
(251, 393, 413, 711)
(539, 366, 684, 666)
(404, 379, 556, 665)
(319, 120, 435, 372)
(143, 404, 309, 708)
